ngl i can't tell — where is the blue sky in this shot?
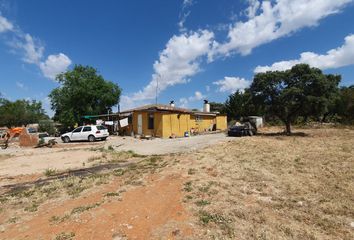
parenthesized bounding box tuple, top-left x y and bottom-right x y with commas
(0, 0, 354, 116)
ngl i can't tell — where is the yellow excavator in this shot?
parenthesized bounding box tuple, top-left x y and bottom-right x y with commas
(0, 127, 24, 149)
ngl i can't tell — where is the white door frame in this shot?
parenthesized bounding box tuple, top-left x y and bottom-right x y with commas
(137, 114, 143, 135)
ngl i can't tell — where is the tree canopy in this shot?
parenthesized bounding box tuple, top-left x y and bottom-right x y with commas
(223, 89, 263, 120)
(49, 65, 121, 127)
(0, 98, 48, 127)
(335, 85, 354, 123)
(250, 64, 340, 134)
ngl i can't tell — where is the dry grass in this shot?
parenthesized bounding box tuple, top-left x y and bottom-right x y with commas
(181, 127, 354, 239)
(0, 149, 169, 223)
(1, 127, 353, 239)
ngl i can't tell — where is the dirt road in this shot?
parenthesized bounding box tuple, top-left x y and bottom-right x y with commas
(0, 133, 233, 177)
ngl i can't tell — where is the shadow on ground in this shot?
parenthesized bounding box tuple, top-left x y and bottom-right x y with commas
(0, 160, 137, 195)
(257, 131, 309, 137)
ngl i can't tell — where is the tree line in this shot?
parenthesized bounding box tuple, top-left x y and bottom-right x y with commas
(0, 97, 48, 128)
(1, 64, 353, 135)
(0, 65, 121, 131)
(211, 64, 354, 134)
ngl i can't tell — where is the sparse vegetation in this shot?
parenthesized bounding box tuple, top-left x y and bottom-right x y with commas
(195, 199, 210, 206)
(53, 231, 75, 240)
(183, 181, 193, 192)
(1, 127, 353, 239)
(71, 202, 101, 215)
(105, 192, 120, 197)
(44, 168, 58, 177)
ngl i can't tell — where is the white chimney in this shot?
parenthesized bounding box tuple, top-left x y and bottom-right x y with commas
(169, 100, 175, 107)
(203, 99, 210, 112)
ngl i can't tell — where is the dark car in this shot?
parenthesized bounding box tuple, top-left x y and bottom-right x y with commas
(228, 122, 257, 137)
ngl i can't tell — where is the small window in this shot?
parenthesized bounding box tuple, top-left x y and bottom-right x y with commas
(73, 127, 83, 133)
(148, 113, 154, 129)
(195, 115, 203, 122)
(83, 126, 91, 132)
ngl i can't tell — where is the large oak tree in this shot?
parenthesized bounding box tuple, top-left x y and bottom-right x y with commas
(49, 65, 121, 127)
(250, 64, 340, 134)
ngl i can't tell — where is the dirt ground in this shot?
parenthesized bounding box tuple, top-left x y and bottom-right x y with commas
(0, 126, 353, 239)
(0, 133, 236, 178)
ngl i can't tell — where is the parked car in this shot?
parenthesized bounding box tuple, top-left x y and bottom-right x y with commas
(61, 125, 109, 143)
(228, 121, 257, 137)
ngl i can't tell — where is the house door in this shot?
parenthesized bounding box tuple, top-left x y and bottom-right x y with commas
(137, 114, 143, 135)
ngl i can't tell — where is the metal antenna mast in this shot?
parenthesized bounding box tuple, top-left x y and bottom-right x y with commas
(155, 77, 159, 105)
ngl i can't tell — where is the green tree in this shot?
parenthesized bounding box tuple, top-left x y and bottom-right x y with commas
(209, 102, 225, 113)
(335, 85, 354, 123)
(250, 64, 340, 134)
(223, 89, 262, 120)
(0, 99, 48, 127)
(38, 120, 57, 136)
(49, 65, 121, 127)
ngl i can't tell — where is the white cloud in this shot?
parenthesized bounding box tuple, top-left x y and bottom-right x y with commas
(213, 76, 251, 93)
(121, 0, 353, 108)
(178, 90, 206, 108)
(178, 0, 194, 32)
(205, 85, 210, 92)
(15, 81, 27, 90)
(18, 33, 44, 64)
(254, 34, 354, 72)
(211, 0, 353, 58)
(123, 30, 214, 107)
(189, 91, 205, 101)
(179, 97, 189, 108)
(40, 53, 72, 80)
(0, 14, 71, 80)
(0, 14, 13, 32)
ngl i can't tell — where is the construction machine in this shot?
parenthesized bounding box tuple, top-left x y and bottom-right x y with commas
(0, 127, 56, 149)
(0, 127, 24, 149)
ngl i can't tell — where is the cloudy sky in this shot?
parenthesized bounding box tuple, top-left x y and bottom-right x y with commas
(0, 0, 354, 116)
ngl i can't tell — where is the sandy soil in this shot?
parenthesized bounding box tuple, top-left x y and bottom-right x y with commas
(0, 126, 353, 240)
(0, 133, 233, 178)
(105, 132, 235, 155)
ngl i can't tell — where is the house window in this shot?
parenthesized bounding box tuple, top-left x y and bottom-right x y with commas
(148, 113, 154, 129)
(195, 115, 203, 122)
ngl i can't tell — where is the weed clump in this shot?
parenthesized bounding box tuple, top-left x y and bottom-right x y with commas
(54, 231, 75, 240)
(44, 168, 57, 177)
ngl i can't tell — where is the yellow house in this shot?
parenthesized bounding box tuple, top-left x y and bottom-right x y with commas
(120, 104, 227, 138)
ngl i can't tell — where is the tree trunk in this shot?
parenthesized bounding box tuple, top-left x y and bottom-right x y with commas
(285, 122, 291, 135)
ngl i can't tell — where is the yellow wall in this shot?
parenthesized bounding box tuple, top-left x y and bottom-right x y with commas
(216, 115, 227, 130)
(131, 111, 227, 138)
(132, 111, 163, 137)
(162, 113, 190, 138)
(193, 115, 215, 133)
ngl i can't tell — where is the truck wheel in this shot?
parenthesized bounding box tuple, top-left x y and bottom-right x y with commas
(88, 135, 96, 142)
(63, 136, 70, 143)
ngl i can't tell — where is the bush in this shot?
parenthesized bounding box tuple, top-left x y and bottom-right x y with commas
(38, 120, 56, 136)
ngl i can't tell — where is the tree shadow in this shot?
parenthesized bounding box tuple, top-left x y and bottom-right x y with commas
(0, 160, 137, 195)
(256, 131, 309, 137)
